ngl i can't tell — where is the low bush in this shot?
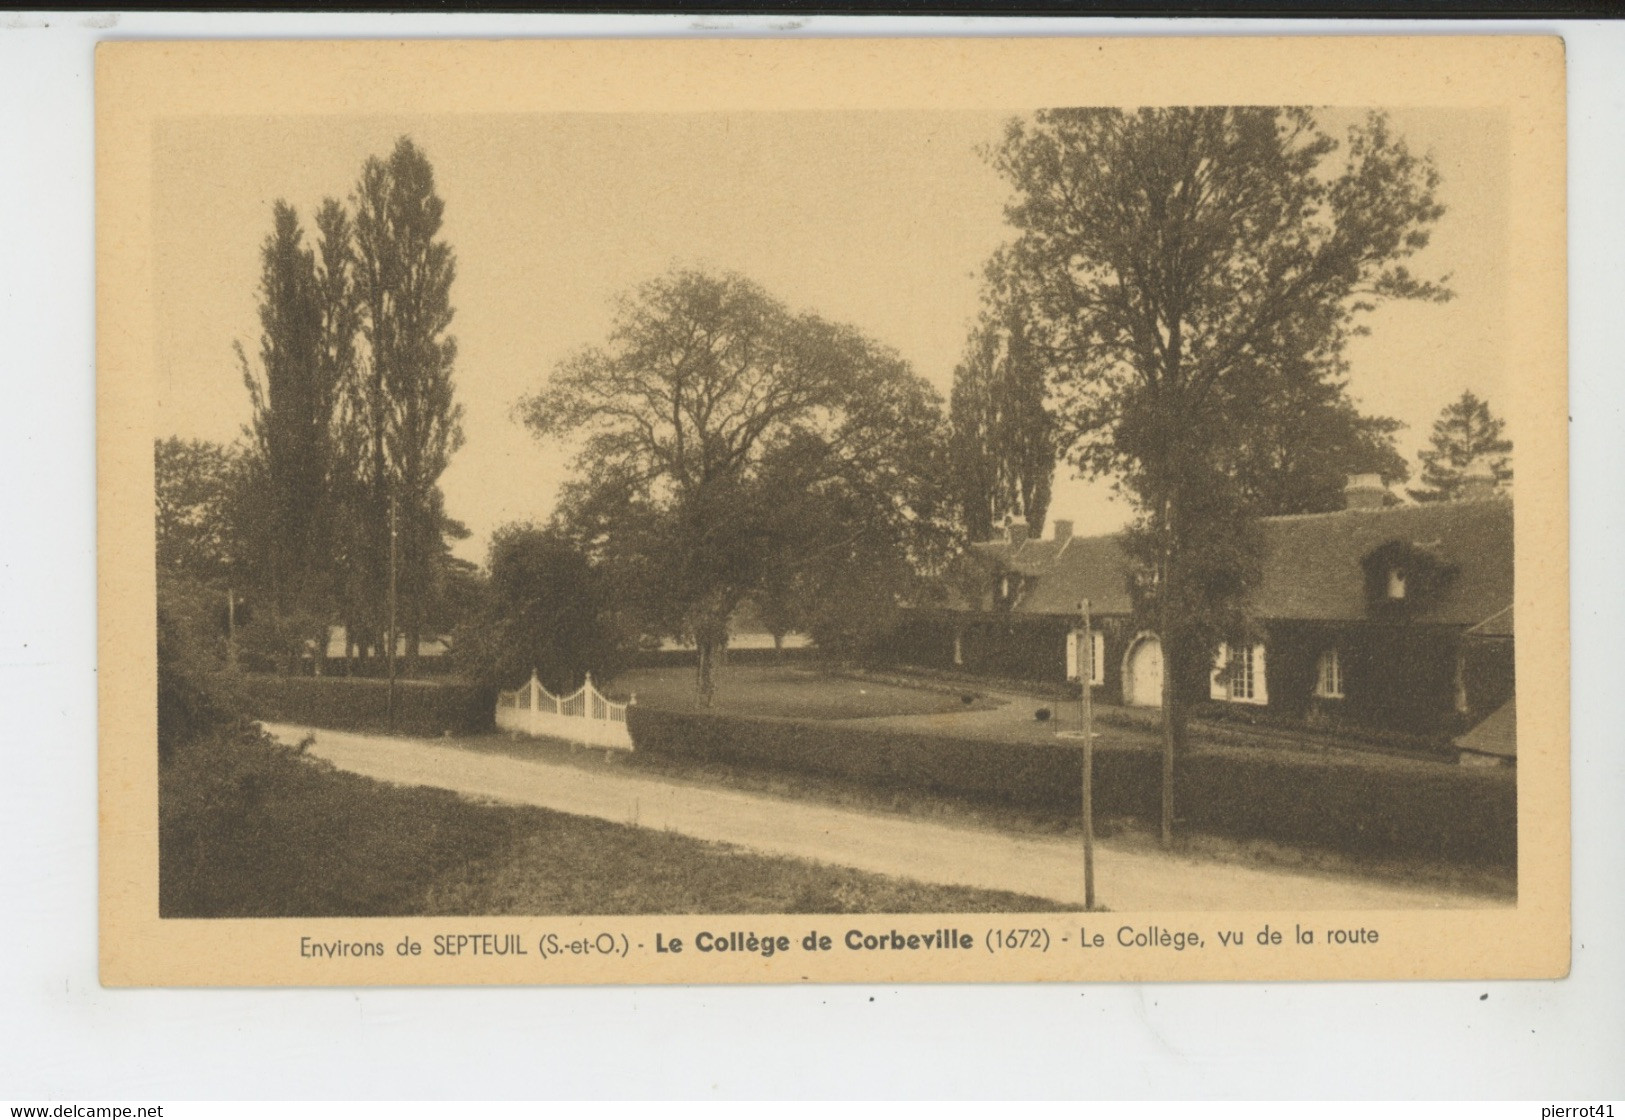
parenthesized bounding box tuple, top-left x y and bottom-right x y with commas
(161, 725, 519, 917)
(233, 673, 493, 737)
(628, 707, 1515, 869)
(1192, 699, 1455, 755)
(157, 576, 247, 755)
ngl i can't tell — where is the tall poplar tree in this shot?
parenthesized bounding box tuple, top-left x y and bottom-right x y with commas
(351, 137, 465, 670)
(236, 201, 342, 659)
(948, 301, 1055, 541)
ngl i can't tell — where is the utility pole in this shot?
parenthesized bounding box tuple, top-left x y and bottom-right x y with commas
(387, 491, 398, 731)
(1079, 598, 1095, 912)
(226, 587, 237, 672)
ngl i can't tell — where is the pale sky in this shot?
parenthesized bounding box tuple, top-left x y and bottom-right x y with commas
(154, 108, 1507, 564)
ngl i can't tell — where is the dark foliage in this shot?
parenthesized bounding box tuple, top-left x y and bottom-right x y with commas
(453, 523, 629, 693)
(520, 268, 954, 701)
(349, 137, 465, 669)
(234, 674, 492, 738)
(236, 200, 344, 635)
(1409, 389, 1513, 502)
(948, 303, 1055, 541)
(1359, 540, 1461, 618)
(159, 728, 516, 918)
(156, 577, 244, 756)
(154, 437, 252, 591)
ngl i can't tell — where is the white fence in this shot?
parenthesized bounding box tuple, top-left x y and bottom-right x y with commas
(495, 671, 634, 751)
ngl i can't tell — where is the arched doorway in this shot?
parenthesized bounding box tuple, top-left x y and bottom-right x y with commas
(1123, 633, 1164, 707)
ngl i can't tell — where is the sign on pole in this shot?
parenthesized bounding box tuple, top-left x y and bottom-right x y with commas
(1081, 597, 1096, 912)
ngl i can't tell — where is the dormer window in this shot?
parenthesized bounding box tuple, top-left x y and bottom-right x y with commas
(1361, 540, 1457, 613)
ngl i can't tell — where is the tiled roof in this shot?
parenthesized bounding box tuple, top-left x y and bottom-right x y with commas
(988, 534, 1137, 616)
(958, 496, 1513, 628)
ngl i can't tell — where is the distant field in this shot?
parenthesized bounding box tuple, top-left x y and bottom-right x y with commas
(614, 665, 989, 721)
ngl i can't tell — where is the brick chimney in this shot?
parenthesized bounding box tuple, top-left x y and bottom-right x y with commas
(1052, 519, 1074, 545)
(1005, 516, 1030, 546)
(1343, 473, 1388, 511)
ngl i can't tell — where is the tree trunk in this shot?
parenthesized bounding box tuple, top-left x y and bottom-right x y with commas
(696, 639, 716, 707)
(1159, 494, 1178, 849)
(772, 631, 785, 661)
(406, 593, 422, 677)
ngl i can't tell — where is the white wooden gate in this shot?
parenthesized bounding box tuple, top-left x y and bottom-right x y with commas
(495, 671, 634, 751)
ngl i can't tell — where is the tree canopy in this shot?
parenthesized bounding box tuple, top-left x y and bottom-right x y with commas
(1230, 368, 1411, 515)
(991, 106, 1451, 840)
(235, 200, 346, 635)
(948, 302, 1056, 541)
(204, 137, 468, 676)
(1408, 389, 1512, 502)
(519, 268, 953, 699)
(155, 436, 249, 591)
(452, 523, 625, 694)
(350, 136, 465, 668)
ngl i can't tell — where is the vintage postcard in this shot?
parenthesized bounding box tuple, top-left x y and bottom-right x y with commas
(99, 35, 1568, 986)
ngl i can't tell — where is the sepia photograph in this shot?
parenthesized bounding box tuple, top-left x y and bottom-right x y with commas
(98, 36, 1569, 985)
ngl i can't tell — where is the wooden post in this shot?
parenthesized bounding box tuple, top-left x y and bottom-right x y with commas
(387, 492, 398, 731)
(225, 587, 238, 672)
(1080, 598, 1096, 912)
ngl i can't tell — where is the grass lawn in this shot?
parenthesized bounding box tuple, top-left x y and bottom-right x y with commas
(160, 725, 1057, 917)
(614, 664, 993, 721)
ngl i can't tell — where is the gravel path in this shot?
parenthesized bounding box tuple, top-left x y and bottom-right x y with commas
(262, 722, 1507, 912)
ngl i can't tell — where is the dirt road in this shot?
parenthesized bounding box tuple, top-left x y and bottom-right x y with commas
(263, 723, 1507, 912)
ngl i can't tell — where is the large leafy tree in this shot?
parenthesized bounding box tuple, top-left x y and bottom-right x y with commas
(1408, 389, 1512, 502)
(1231, 365, 1411, 515)
(948, 301, 1056, 541)
(351, 137, 465, 670)
(520, 268, 952, 702)
(154, 436, 249, 590)
(750, 420, 954, 658)
(992, 107, 1450, 842)
(452, 524, 626, 694)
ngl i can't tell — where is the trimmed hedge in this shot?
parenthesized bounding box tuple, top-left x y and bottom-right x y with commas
(627, 707, 1515, 869)
(628, 645, 819, 669)
(233, 673, 494, 738)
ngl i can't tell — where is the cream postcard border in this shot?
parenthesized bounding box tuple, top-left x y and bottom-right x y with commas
(97, 35, 1568, 987)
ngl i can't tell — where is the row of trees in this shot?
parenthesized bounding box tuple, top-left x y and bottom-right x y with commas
(156, 137, 469, 674)
(515, 109, 1512, 728)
